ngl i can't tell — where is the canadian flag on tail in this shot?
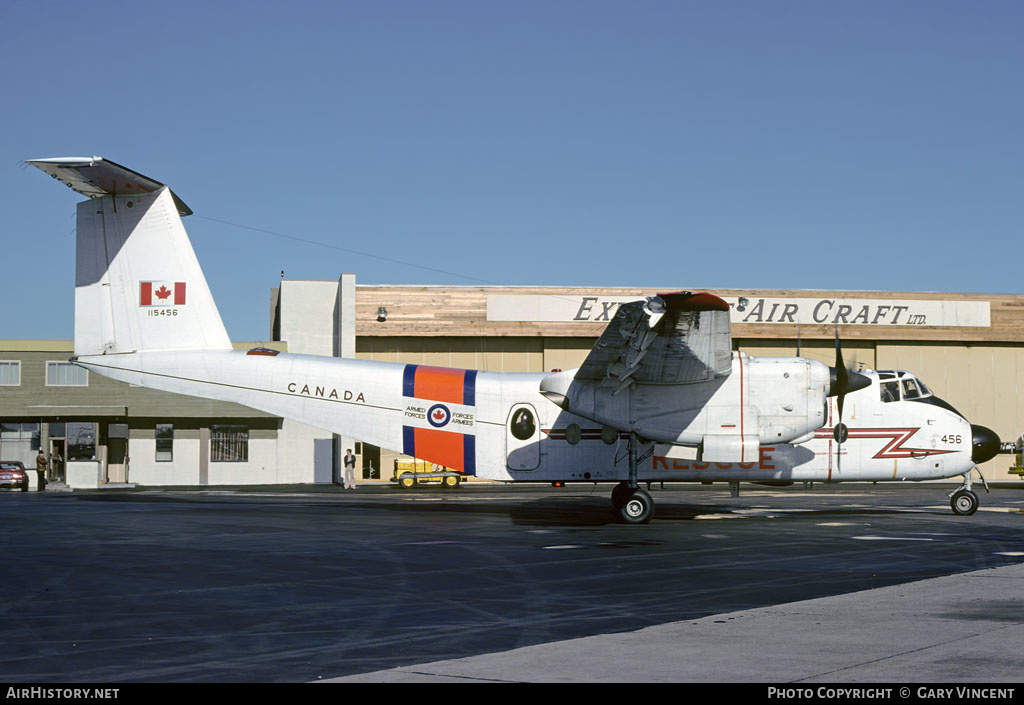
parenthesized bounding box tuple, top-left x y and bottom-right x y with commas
(140, 281, 187, 306)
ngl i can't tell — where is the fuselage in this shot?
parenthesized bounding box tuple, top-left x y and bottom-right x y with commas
(74, 349, 975, 485)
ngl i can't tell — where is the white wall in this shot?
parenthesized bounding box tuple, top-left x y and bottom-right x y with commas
(127, 437, 289, 486)
(279, 280, 341, 356)
(207, 438, 279, 485)
(275, 419, 322, 484)
(128, 438, 201, 485)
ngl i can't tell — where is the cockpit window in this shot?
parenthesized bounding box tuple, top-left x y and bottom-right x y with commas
(880, 381, 900, 403)
(902, 378, 923, 399)
(877, 370, 934, 402)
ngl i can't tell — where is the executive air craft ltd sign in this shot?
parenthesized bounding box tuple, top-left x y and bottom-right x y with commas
(485, 295, 991, 327)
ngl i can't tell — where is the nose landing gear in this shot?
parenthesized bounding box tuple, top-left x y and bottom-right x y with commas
(949, 469, 988, 516)
(950, 488, 979, 516)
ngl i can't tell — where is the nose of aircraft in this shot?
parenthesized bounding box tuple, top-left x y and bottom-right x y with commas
(971, 425, 1001, 464)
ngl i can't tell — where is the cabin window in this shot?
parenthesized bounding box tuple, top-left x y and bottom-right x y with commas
(510, 408, 536, 440)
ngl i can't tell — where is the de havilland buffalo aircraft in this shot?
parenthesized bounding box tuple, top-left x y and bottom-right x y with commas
(27, 156, 1003, 522)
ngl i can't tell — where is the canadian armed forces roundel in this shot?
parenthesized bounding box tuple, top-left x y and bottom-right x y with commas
(401, 365, 477, 474)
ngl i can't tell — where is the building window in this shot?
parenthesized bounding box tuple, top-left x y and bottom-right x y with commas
(46, 362, 88, 386)
(211, 425, 248, 462)
(0, 361, 20, 386)
(0, 423, 40, 460)
(156, 424, 173, 462)
(67, 422, 96, 461)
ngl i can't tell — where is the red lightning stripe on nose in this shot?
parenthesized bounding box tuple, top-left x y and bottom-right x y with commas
(815, 427, 955, 459)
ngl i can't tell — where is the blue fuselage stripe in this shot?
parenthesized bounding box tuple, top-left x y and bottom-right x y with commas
(463, 369, 477, 407)
(402, 425, 416, 457)
(464, 434, 476, 475)
(403, 364, 418, 398)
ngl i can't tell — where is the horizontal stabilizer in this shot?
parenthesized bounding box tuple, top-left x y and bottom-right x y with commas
(26, 156, 192, 216)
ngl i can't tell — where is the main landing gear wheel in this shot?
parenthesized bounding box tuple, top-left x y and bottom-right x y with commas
(610, 482, 631, 509)
(616, 487, 654, 524)
(951, 489, 979, 516)
(611, 431, 656, 523)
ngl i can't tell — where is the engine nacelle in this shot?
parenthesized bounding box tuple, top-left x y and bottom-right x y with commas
(745, 356, 832, 444)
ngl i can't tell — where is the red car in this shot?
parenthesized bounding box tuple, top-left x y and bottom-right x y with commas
(0, 462, 29, 492)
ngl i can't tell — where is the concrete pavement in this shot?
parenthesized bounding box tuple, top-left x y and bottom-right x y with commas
(329, 562, 1024, 682)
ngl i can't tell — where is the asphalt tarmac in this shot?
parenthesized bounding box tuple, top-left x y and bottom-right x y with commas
(1, 481, 1023, 683)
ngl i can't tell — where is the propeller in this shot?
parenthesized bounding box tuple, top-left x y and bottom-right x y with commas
(828, 326, 871, 468)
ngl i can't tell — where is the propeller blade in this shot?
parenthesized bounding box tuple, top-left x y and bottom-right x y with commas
(828, 327, 871, 403)
(834, 326, 844, 372)
(828, 325, 864, 467)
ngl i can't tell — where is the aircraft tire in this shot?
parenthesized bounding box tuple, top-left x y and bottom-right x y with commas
(610, 482, 631, 510)
(951, 489, 979, 516)
(618, 488, 654, 524)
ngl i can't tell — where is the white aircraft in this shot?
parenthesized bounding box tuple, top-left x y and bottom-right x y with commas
(27, 156, 1002, 522)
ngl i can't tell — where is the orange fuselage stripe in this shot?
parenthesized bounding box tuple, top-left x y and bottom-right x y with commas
(413, 427, 465, 469)
(414, 366, 467, 404)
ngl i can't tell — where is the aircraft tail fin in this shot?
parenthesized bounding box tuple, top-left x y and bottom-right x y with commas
(27, 157, 232, 356)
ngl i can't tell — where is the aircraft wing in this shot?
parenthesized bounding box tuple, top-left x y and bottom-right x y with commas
(575, 292, 732, 386)
(25, 156, 192, 216)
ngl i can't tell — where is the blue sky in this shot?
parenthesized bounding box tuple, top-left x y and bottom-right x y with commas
(3, 0, 1022, 341)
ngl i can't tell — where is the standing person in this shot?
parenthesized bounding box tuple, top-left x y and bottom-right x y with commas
(343, 448, 357, 490)
(35, 449, 47, 491)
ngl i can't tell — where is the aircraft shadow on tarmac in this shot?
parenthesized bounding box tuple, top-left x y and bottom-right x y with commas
(504, 500, 956, 526)
(339, 494, 938, 527)
(64, 489, 988, 526)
